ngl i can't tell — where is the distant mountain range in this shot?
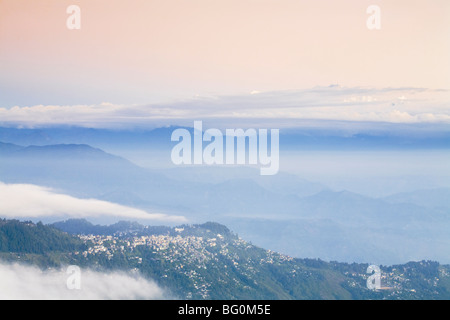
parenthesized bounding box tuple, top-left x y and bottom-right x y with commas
(0, 141, 449, 264)
(0, 141, 326, 217)
(1, 218, 449, 300)
(1, 125, 449, 151)
(383, 188, 450, 210)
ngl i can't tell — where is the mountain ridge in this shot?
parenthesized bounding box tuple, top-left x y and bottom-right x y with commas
(1, 141, 449, 264)
(1, 218, 449, 300)
(1, 125, 449, 150)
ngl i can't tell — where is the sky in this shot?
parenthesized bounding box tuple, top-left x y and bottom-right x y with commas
(1, 0, 449, 110)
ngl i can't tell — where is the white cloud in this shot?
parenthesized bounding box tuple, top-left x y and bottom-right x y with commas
(0, 182, 187, 223)
(0, 263, 170, 300)
(0, 86, 449, 128)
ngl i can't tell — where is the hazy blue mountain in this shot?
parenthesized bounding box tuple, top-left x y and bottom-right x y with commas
(222, 215, 450, 265)
(281, 130, 450, 150)
(1, 125, 449, 152)
(383, 188, 450, 210)
(0, 126, 182, 151)
(223, 191, 450, 264)
(0, 142, 169, 201)
(0, 142, 322, 219)
(1, 141, 449, 264)
(296, 190, 441, 226)
(0, 141, 22, 154)
(0, 142, 214, 218)
(162, 167, 326, 198)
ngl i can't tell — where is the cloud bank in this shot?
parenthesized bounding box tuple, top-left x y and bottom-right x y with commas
(0, 263, 169, 300)
(0, 182, 187, 223)
(0, 87, 449, 129)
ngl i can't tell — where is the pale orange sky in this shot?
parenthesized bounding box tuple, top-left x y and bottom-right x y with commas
(1, 0, 449, 106)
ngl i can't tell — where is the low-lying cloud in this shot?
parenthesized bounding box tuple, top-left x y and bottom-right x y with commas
(0, 182, 187, 223)
(0, 86, 449, 129)
(0, 263, 170, 300)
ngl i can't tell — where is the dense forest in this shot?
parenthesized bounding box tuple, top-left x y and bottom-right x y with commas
(0, 219, 85, 254)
